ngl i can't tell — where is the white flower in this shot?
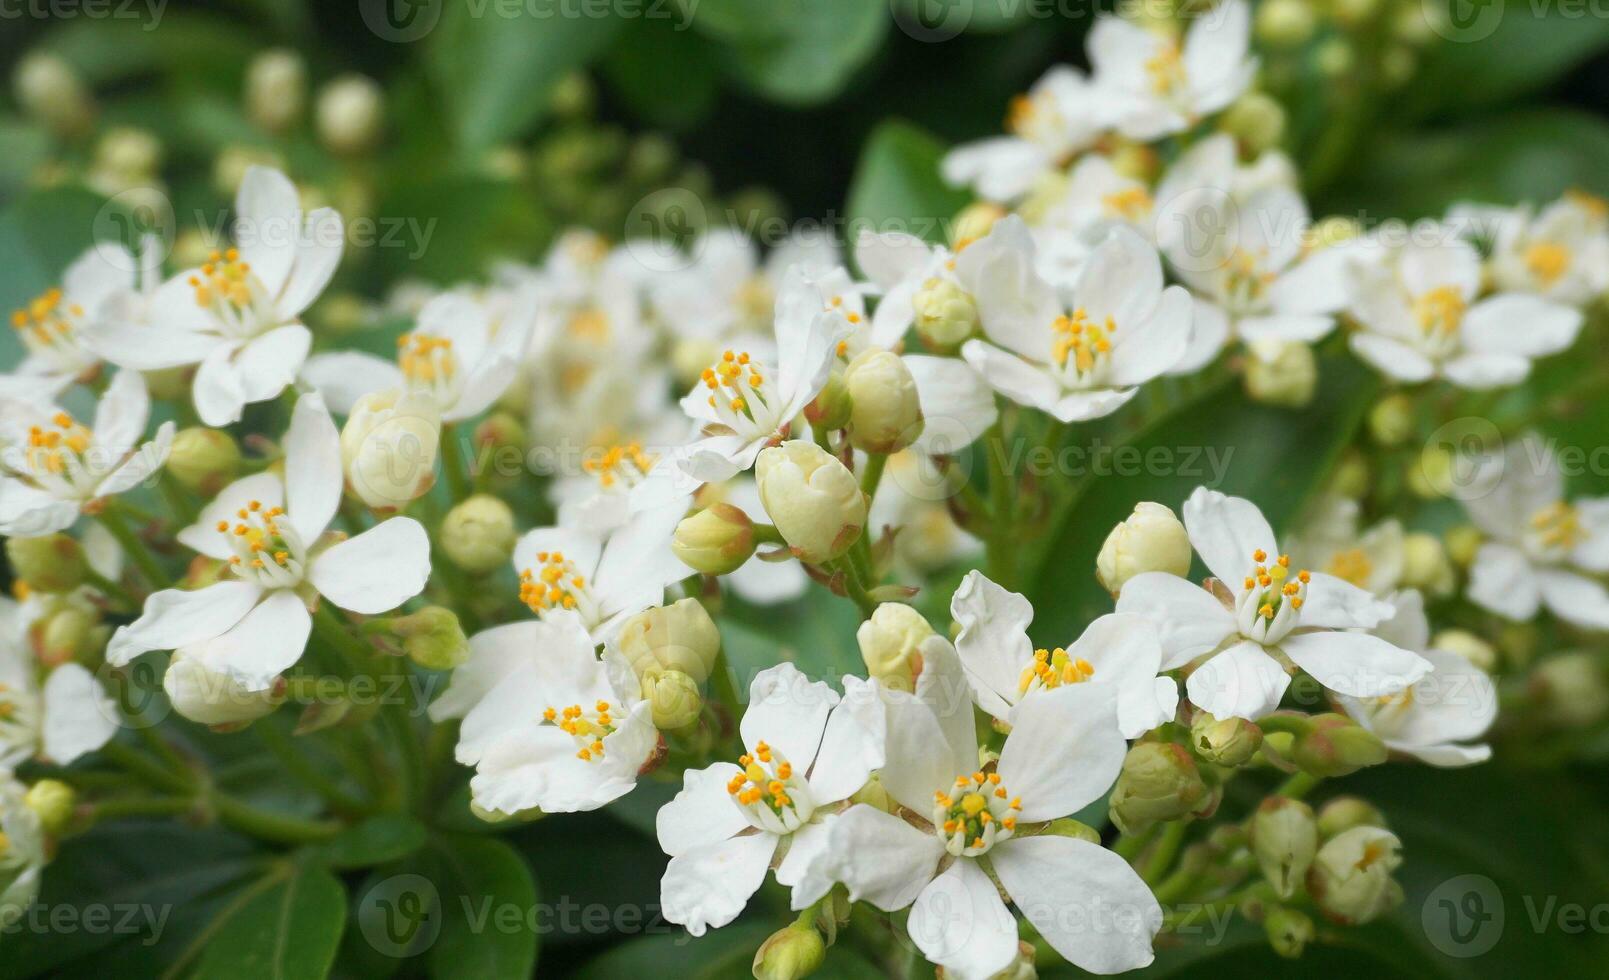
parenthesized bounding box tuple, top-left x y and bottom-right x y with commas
(1348, 236, 1582, 389)
(301, 290, 536, 423)
(1336, 591, 1496, 767)
(656, 662, 884, 936)
(1286, 494, 1406, 597)
(1461, 432, 1609, 629)
(668, 267, 852, 484)
(958, 217, 1192, 422)
(811, 638, 1158, 979)
(0, 369, 174, 536)
(106, 393, 431, 691)
(439, 616, 658, 815)
(512, 497, 693, 645)
(0, 598, 117, 765)
(1462, 192, 1609, 306)
(1, 771, 46, 930)
(1117, 487, 1430, 720)
(1031, 154, 1156, 290)
(852, 230, 962, 348)
(942, 66, 1103, 203)
(1091, 1, 1256, 141)
(94, 166, 342, 425)
(950, 570, 1177, 737)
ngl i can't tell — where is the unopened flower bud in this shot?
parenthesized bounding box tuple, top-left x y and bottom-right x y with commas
(1332, 0, 1380, 28)
(672, 504, 757, 576)
(1368, 393, 1415, 446)
(803, 371, 851, 431)
(1308, 827, 1404, 925)
(912, 278, 979, 350)
(1108, 742, 1207, 835)
(14, 53, 94, 138)
(475, 411, 527, 457)
(755, 441, 866, 564)
(388, 607, 469, 670)
(34, 606, 103, 668)
(1316, 796, 1386, 839)
(1430, 629, 1496, 673)
(1097, 502, 1192, 596)
(1531, 653, 1609, 728)
(316, 74, 383, 156)
(341, 388, 441, 510)
(1315, 39, 1355, 79)
(1191, 712, 1264, 767)
(24, 780, 74, 836)
(1327, 449, 1370, 499)
(1292, 713, 1387, 777)
(844, 350, 923, 454)
(1244, 339, 1316, 408)
(855, 603, 933, 693)
(245, 48, 305, 133)
(1400, 533, 1455, 596)
(166, 427, 242, 497)
(1252, 797, 1318, 899)
(950, 202, 1006, 249)
(1256, 0, 1316, 47)
(1220, 92, 1286, 156)
(164, 647, 284, 727)
(1443, 524, 1482, 568)
(1042, 818, 1102, 844)
(642, 668, 703, 732)
(95, 127, 162, 179)
(617, 598, 721, 684)
(440, 495, 516, 573)
(752, 918, 826, 980)
(7, 534, 88, 593)
(1264, 905, 1315, 959)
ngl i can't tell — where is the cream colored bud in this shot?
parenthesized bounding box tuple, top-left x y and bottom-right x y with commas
(912, 277, 979, 349)
(1315, 796, 1386, 839)
(440, 495, 516, 573)
(1219, 92, 1286, 156)
(1308, 827, 1404, 925)
(1252, 797, 1318, 899)
(340, 389, 441, 509)
(167, 427, 242, 497)
(1444, 524, 1482, 568)
(752, 918, 826, 980)
(13, 53, 94, 138)
(672, 504, 756, 576)
(1244, 339, 1317, 408)
(24, 780, 75, 836)
(1400, 532, 1455, 597)
(803, 371, 851, 431)
(950, 202, 1006, 249)
(616, 598, 721, 685)
(1430, 629, 1497, 673)
(6, 534, 88, 593)
(1096, 502, 1192, 596)
(1532, 653, 1609, 729)
(164, 647, 284, 726)
(1368, 393, 1415, 446)
(844, 349, 923, 453)
(316, 74, 383, 155)
(245, 48, 305, 133)
(387, 606, 469, 670)
(1191, 712, 1264, 767)
(1256, 0, 1317, 48)
(855, 603, 934, 693)
(95, 127, 162, 179)
(643, 669, 703, 732)
(1108, 742, 1207, 836)
(1327, 450, 1370, 500)
(1109, 140, 1160, 183)
(755, 441, 866, 564)
(1409, 444, 1452, 499)
(34, 607, 103, 669)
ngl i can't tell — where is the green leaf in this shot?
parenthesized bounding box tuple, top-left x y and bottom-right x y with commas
(692, 0, 890, 105)
(310, 815, 428, 870)
(1025, 356, 1377, 644)
(370, 176, 548, 284)
(426, 834, 540, 979)
(602, 15, 720, 130)
(39, 11, 259, 86)
(572, 920, 774, 978)
(426, 3, 624, 151)
(1406, 1, 1609, 117)
(845, 119, 971, 247)
(190, 863, 347, 980)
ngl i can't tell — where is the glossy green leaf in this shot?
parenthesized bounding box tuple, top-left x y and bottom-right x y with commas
(190, 863, 347, 980)
(572, 920, 773, 978)
(311, 814, 428, 870)
(602, 15, 721, 130)
(1407, 1, 1609, 117)
(425, 834, 540, 979)
(845, 119, 971, 246)
(692, 0, 890, 105)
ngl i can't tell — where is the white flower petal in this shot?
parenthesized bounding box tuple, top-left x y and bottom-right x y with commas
(1349, 334, 1436, 383)
(91, 369, 151, 457)
(907, 858, 1018, 980)
(40, 664, 118, 764)
(194, 587, 312, 691)
(816, 805, 943, 911)
(1467, 543, 1541, 621)
(1442, 352, 1531, 390)
(192, 342, 249, 426)
(1182, 486, 1276, 586)
(308, 517, 431, 614)
(277, 208, 344, 318)
(428, 620, 551, 723)
(1184, 640, 1289, 720)
(107, 581, 264, 665)
(998, 683, 1125, 821)
(657, 762, 749, 858)
(1116, 572, 1237, 668)
(236, 325, 311, 403)
(991, 835, 1161, 975)
(1299, 572, 1394, 630)
(0, 478, 79, 537)
(299, 352, 404, 415)
(774, 817, 837, 910)
(96, 423, 174, 498)
(284, 391, 343, 543)
(741, 662, 838, 772)
(905, 355, 998, 456)
(1280, 630, 1430, 699)
(659, 831, 779, 938)
(1538, 569, 1609, 630)
(951, 570, 1033, 719)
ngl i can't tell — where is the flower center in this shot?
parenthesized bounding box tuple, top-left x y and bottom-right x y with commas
(1524, 242, 1571, 285)
(188, 248, 274, 338)
(397, 333, 459, 404)
(1364, 686, 1415, 735)
(518, 550, 599, 623)
(583, 442, 655, 490)
(568, 308, 611, 341)
(827, 295, 863, 360)
(543, 700, 617, 762)
(1325, 548, 1373, 589)
(218, 499, 307, 587)
(1234, 549, 1310, 646)
(1223, 249, 1275, 312)
(1019, 647, 1096, 695)
(933, 771, 1021, 857)
(0, 681, 40, 754)
(24, 412, 93, 484)
(1145, 40, 1186, 98)
(1102, 188, 1153, 222)
(1412, 286, 1465, 337)
(1528, 501, 1585, 558)
(726, 740, 816, 833)
(700, 349, 781, 433)
(11, 286, 88, 366)
(1050, 307, 1115, 382)
(1006, 90, 1058, 143)
(736, 277, 774, 325)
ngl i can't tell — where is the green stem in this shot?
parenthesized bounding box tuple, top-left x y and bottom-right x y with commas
(158, 471, 200, 526)
(91, 795, 195, 822)
(96, 507, 167, 588)
(1276, 771, 1319, 800)
(1114, 823, 1158, 862)
(831, 558, 877, 618)
(101, 741, 192, 794)
(439, 423, 472, 502)
(1142, 821, 1189, 884)
(984, 423, 1016, 589)
(211, 792, 342, 843)
(82, 567, 139, 610)
(859, 451, 888, 501)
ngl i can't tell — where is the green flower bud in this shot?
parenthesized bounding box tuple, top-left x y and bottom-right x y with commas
(548, 72, 595, 120)
(164, 648, 284, 727)
(1251, 797, 1318, 899)
(34, 606, 103, 668)
(1331, 0, 1380, 29)
(1400, 532, 1455, 597)
(755, 441, 865, 564)
(1096, 502, 1192, 596)
(1409, 444, 1452, 499)
(855, 603, 934, 693)
(440, 495, 517, 574)
(1244, 339, 1317, 408)
(6, 534, 88, 593)
(950, 202, 1006, 249)
(1327, 449, 1370, 500)
(803, 371, 852, 431)
(912, 277, 979, 350)
(340, 388, 441, 510)
(316, 74, 383, 156)
(388, 607, 469, 670)
(844, 350, 923, 454)
(1315, 796, 1386, 839)
(1042, 818, 1102, 844)
(617, 598, 721, 684)
(1191, 712, 1264, 767)
(166, 427, 242, 497)
(1256, 0, 1316, 48)
(1368, 393, 1415, 446)
(1264, 905, 1315, 959)
(752, 919, 826, 980)
(1220, 92, 1287, 156)
(245, 48, 305, 133)
(1308, 827, 1404, 925)
(13, 53, 95, 138)
(1430, 629, 1497, 673)
(672, 504, 757, 576)
(24, 780, 75, 836)
(1108, 742, 1207, 836)
(1531, 653, 1609, 728)
(1291, 713, 1387, 777)
(1443, 524, 1482, 568)
(643, 668, 703, 732)
(1315, 39, 1355, 79)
